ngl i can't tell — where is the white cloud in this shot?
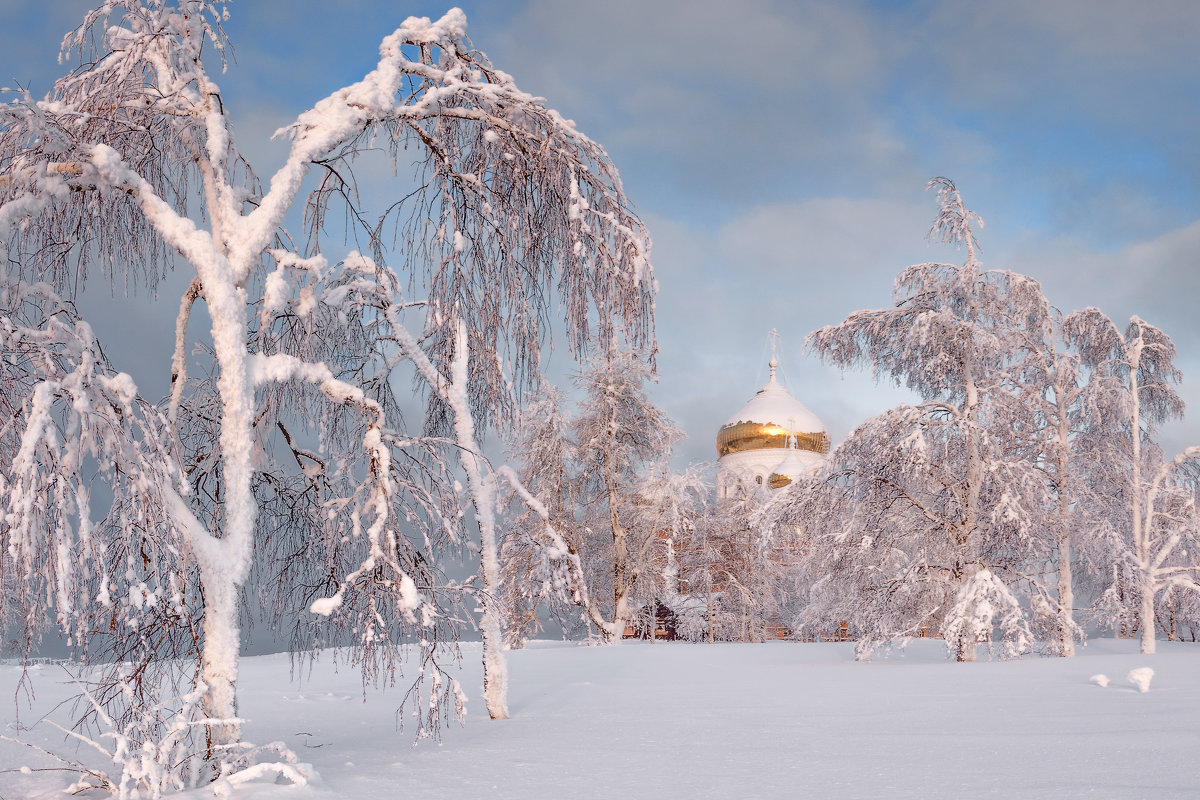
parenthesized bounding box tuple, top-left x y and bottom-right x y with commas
(483, 0, 913, 204)
(919, 1, 1200, 113)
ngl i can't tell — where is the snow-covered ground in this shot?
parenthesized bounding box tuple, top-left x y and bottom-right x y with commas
(3, 638, 1198, 799)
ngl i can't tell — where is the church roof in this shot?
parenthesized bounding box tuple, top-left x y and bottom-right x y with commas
(720, 371, 824, 433)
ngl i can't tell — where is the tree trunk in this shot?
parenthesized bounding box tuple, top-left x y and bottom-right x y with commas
(958, 326, 980, 665)
(706, 579, 715, 644)
(447, 323, 509, 719)
(1054, 406, 1076, 657)
(199, 570, 241, 751)
(955, 630, 978, 662)
(1139, 581, 1157, 655)
(479, 587, 510, 719)
(1057, 538, 1075, 657)
(1130, 365, 1154, 657)
(608, 464, 631, 641)
(199, 280, 256, 751)
(471, 463, 509, 719)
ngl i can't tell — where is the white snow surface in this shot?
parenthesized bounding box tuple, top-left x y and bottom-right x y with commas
(721, 375, 825, 433)
(3, 639, 1199, 799)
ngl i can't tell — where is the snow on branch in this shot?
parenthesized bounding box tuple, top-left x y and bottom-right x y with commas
(1, 275, 188, 653)
(1, 2, 247, 296)
(497, 464, 590, 607)
(926, 177, 982, 260)
(269, 11, 655, 430)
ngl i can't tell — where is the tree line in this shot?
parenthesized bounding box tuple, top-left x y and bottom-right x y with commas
(511, 179, 1200, 664)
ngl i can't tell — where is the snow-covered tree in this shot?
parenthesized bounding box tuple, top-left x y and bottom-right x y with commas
(499, 346, 684, 643)
(1156, 574, 1200, 642)
(497, 383, 593, 647)
(676, 470, 798, 642)
(775, 179, 1053, 661)
(675, 504, 735, 643)
(999, 309, 1100, 656)
(570, 344, 682, 640)
(1, 0, 654, 781)
(1064, 310, 1200, 653)
(623, 464, 710, 640)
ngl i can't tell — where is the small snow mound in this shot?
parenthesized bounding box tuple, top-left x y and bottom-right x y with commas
(1090, 674, 1109, 688)
(1127, 667, 1154, 693)
(208, 762, 313, 797)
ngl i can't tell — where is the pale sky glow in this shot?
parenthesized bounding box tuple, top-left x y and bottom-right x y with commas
(3, 0, 1198, 466)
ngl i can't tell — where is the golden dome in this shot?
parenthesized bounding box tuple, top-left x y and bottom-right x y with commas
(715, 360, 829, 459)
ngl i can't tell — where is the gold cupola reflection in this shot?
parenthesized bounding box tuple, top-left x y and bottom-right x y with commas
(715, 353, 829, 498)
(716, 422, 829, 458)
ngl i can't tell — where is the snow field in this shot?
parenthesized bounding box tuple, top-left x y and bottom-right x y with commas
(2, 639, 1198, 800)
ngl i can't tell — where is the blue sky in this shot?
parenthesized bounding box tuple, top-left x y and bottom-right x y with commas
(3, 0, 1199, 465)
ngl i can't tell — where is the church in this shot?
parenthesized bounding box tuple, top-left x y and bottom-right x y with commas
(625, 346, 833, 640)
(715, 355, 830, 495)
